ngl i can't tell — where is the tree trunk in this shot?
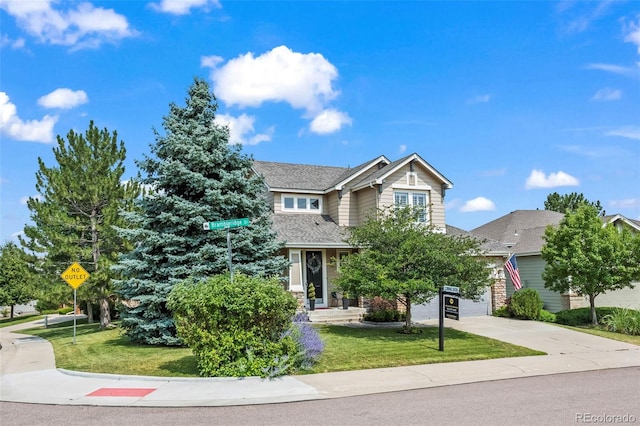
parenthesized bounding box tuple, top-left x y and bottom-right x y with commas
(404, 296, 412, 329)
(10, 305, 14, 320)
(589, 295, 598, 325)
(86, 302, 94, 323)
(99, 297, 111, 329)
(91, 210, 110, 328)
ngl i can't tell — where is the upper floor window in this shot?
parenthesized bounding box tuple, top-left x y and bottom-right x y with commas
(282, 194, 321, 212)
(394, 191, 429, 223)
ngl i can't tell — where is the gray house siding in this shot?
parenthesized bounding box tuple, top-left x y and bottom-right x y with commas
(508, 255, 564, 313)
(595, 282, 640, 310)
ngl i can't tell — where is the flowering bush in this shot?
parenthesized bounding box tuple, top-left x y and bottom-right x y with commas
(284, 313, 324, 369)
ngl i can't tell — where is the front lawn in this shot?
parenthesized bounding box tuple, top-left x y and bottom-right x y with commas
(20, 320, 544, 377)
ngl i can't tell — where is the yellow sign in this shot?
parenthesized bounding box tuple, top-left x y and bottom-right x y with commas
(61, 262, 90, 289)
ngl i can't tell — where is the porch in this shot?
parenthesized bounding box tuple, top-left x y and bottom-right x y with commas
(306, 307, 366, 324)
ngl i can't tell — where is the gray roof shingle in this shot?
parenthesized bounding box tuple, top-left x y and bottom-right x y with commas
(271, 213, 350, 247)
(471, 210, 565, 254)
(253, 157, 386, 192)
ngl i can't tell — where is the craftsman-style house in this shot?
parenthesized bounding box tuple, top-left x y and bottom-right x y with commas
(252, 153, 454, 309)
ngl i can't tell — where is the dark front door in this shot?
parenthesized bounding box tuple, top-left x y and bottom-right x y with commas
(306, 251, 324, 303)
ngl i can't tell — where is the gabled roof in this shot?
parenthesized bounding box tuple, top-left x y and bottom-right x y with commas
(270, 213, 350, 248)
(472, 210, 640, 255)
(602, 214, 640, 232)
(252, 156, 389, 193)
(445, 225, 509, 255)
(351, 152, 453, 191)
(471, 210, 565, 254)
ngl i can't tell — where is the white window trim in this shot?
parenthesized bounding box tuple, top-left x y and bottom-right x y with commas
(394, 190, 430, 224)
(281, 194, 322, 213)
(392, 183, 432, 190)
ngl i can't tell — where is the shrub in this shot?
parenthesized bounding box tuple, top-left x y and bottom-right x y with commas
(538, 309, 556, 323)
(493, 305, 511, 318)
(601, 308, 640, 335)
(509, 288, 543, 320)
(364, 296, 405, 322)
(285, 315, 324, 369)
(57, 307, 74, 315)
(555, 307, 617, 326)
(167, 273, 299, 378)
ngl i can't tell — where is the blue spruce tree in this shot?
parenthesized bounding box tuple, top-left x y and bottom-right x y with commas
(115, 77, 288, 345)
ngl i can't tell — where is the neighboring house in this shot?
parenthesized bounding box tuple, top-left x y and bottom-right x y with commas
(252, 153, 454, 309)
(472, 210, 640, 312)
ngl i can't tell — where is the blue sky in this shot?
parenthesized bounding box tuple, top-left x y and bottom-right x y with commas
(1, 0, 639, 244)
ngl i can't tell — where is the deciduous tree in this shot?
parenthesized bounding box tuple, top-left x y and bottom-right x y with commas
(335, 206, 490, 330)
(0, 242, 36, 318)
(542, 205, 640, 325)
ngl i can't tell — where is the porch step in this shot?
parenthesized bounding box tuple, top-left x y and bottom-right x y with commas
(307, 307, 366, 324)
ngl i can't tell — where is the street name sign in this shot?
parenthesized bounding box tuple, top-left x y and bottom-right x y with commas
(61, 262, 90, 289)
(443, 285, 460, 294)
(203, 218, 250, 231)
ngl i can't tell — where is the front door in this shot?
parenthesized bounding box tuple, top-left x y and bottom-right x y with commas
(305, 251, 325, 307)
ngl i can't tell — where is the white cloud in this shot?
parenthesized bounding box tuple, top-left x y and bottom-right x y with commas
(606, 126, 640, 140)
(309, 109, 352, 134)
(150, 0, 221, 15)
(479, 168, 506, 177)
(0, 92, 57, 143)
(214, 113, 273, 145)
(460, 197, 496, 212)
(1, 34, 25, 49)
(206, 45, 340, 112)
(37, 88, 88, 109)
(399, 144, 407, 154)
(466, 94, 491, 105)
(609, 198, 640, 209)
(0, 0, 136, 49)
(624, 17, 640, 54)
(591, 87, 621, 101)
(586, 63, 638, 79)
(204, 45, 350, 134)
(525, 169, 579, 189)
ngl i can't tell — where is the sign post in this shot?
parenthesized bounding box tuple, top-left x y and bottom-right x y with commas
(60, 262, 90, 344)
(439, 285, 460, 351)
(203, 218, 250, 282)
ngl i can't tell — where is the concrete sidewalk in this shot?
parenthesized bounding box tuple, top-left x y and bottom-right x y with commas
(1, 315, 638, 407)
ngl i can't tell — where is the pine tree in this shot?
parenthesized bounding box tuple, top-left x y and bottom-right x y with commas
(20, 122, 138, 328)
(115, 77, 287, 345)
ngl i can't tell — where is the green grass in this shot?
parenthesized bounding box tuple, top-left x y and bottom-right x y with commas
(20, 320, 544, 377)
(0, 314, 43, 328)
(306, 324, 543, 374)
(554, 323, 640, 346)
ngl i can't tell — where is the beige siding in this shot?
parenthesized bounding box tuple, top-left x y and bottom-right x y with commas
(595, 283, 640, 310)
(377, 165, 447, 229)
(356, 187, 378, 224)
(265, 191, 275, 211)
(327, 191, 339, 220)
(272, 191, 281, 212)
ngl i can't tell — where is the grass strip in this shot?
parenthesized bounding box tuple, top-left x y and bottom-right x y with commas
(20, 320, 544, 377)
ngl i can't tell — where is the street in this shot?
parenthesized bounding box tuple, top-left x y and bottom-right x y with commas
(2, 367, 638, 426)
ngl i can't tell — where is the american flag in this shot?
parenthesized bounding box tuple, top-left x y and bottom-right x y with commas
(505, 254, 522, 291)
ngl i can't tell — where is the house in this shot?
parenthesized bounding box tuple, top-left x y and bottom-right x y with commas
(253, 153, 513, 315)
(472, 210, 640, 312)
(252, 153, 454, 309)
